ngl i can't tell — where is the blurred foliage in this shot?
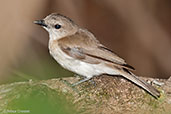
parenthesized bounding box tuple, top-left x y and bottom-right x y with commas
(0, 82, 78, 114)
(1, 55, 73, 84)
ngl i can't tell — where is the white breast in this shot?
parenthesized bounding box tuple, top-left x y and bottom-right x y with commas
(48, 40, 119, 78)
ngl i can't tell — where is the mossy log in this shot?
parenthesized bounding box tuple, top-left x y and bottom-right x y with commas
(0, 76, 170, 114)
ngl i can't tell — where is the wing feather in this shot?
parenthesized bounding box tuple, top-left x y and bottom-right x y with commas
(58, 29, 135, 70)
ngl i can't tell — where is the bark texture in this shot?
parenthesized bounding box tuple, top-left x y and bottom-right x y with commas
(0, 76, 170, 114)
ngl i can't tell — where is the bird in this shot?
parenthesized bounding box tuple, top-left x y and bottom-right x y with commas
(34, 13, 160, 98)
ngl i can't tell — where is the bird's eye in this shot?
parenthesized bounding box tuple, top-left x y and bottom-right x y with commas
(55, 24, 61, 29)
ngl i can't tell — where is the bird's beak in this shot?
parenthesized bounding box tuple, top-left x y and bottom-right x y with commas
(34, 20, 47, 27)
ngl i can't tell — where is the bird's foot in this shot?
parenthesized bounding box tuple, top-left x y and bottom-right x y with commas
(72, 78, 91, 86)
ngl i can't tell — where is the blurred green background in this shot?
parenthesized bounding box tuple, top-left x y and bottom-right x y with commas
(1, 0, 171, 84)
(0, 82, 78, 114)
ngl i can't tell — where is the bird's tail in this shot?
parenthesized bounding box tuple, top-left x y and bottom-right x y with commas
(120, 69, 160, 98)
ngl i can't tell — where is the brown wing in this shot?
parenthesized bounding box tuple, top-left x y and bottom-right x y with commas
(57, 29, 135, 70)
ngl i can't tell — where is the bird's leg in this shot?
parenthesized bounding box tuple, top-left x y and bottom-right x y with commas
(72, 77, 91, 86)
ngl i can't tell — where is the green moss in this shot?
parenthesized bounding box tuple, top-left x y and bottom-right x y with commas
(0, 82, 78, 114)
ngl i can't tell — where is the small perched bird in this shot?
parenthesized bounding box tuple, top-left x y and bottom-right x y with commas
(34, 13, 160, 98)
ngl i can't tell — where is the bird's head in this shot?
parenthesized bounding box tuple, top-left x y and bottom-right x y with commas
(34, 13, 78, 40)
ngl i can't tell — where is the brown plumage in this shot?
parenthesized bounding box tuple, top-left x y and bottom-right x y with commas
(58, 30, 130, 68)
(34, 13, 160, 98)
(57, 29, 160, 98)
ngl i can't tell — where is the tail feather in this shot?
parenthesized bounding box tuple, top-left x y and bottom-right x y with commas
(120, 69, 160, 98)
